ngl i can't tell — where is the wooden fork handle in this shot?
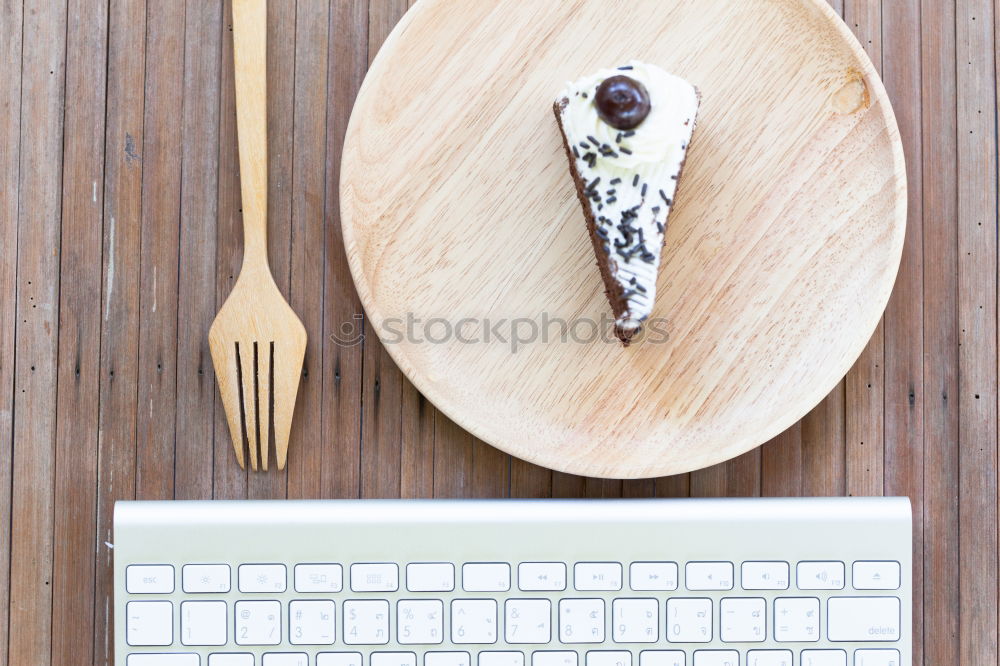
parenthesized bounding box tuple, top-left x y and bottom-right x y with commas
(232, 0, 268, 268)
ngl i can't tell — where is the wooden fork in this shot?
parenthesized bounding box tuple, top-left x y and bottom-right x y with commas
(209, 0, 306, 471)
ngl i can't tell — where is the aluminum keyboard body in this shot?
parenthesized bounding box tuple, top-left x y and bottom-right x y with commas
(114, 498, 911, 666)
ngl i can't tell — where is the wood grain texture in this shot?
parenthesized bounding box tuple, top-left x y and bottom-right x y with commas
(50, 0, 108, 663)
(8, 0, 66, 662)
(1, 0, 998, 663)
(0, 0, 22, 662)
(341, 0, 907, 478)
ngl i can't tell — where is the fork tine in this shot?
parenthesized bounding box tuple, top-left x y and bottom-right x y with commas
(238, 341, 260, 471)
(212, 340, 246, 469)
(272, 339, 305, 470)
(258, 340, 273, 470)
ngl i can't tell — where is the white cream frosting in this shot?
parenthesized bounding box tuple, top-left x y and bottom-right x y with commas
(556, 60, 699, 335)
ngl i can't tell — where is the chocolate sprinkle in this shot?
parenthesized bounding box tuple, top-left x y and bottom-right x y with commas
(617, 65, 634, 70)
(587, 135, 599, 146)
(620, 147, 632, 155)
(632, 174, 639, 187)
(641, 183, 648, 197)
(624, 130, 636, 138)
(656, 222, 664, 233)
(606, 196, 617, 204)
(610, 178, 621, 185)
(572, 145, 579, 158)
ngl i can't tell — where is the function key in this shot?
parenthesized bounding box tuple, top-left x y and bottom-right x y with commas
(852, 561, 901, 590)
(182, 564, 231, 593)
(518, 562, 566, 591)
(629, 562, 678, 591)
(685, 562, 733, 591)
(574, 562, 622, 591)
(407, 562, 455, 592)
(295, 563, 343, 593)
(463, 563, 511, 592)
(126, 564, 175, 594)
(741, 561, 789, 590)
(351, 563, 399, 592)
(238, 564, 287, 593)
(797, 561, 845, 590)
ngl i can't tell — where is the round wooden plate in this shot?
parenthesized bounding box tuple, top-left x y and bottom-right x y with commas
(340, 0, 906, 479)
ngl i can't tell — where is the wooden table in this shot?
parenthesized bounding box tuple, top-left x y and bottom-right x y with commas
(0, 0, 996, 663)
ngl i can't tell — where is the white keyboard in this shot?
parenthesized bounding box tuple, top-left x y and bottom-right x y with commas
(114, 498, 911, 666)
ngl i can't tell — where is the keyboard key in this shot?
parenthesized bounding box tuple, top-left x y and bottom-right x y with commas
(290, 599, 336, 645)
(746, 650, 792, 666)
(629, 562, 678, 591)
(463, 563, 511, 592)
(519, 562, 567, 591)
(574, 562, 622, 591)
(344, 599, 390, 644)
(238, 564, 286, 593)
(587, 651, 631, 666)
(533, 651, 578, 666)
(127, 656, 198, 666)
(827, 597, 900, 642)
(352, 563, 399, 592)
(452, 599, 498, 643)
(505, 598, 551, 644)
(559, 598, 605, 643)
(372, 652, 418, 666)
(741, 562, 789, 590)
(852, 562, 900, 590)
(720, 597, 765, 642)
(797, 562, 845, 590)
(638, 651, 685, 666)
(773, 597, 819, 642)
(852, 649, 900, 666)
(126, 565, 175, 594)
(126, 600, 173, 646)
(263, 655, 309, 666)
(398, 599, 444, 644)
(407, 563, 455, 592)
(295, 563, 343, 593)
(693, 650, 739, 666)
(800, 650, 847, 666)
(666, 598, 712, 643)
(208, 656, 254, 666)
(480, 652, 525, 666)
(181, 600, 227, 645)
(427, 652, 472, 666)
(685, 562, 733, 591)
(612, 598, 658, 643)
(317, 652, 363, 666)
(236, 600, 282, 645)
(183, 564, 231, 593)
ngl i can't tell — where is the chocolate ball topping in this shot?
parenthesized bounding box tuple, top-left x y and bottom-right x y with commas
(594, 75, 651, 130)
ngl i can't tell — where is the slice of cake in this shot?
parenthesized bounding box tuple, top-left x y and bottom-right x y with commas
(554, 61, 700, 345)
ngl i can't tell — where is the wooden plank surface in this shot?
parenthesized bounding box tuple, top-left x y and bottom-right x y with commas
(0, 0, 998, 663)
